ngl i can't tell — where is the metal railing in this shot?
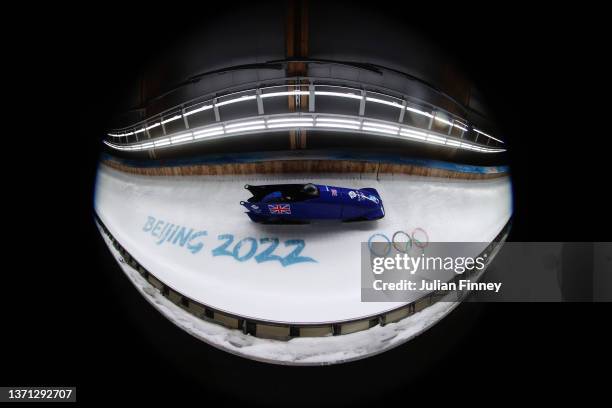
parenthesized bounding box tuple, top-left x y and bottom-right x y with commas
(105, 77, 506, 154)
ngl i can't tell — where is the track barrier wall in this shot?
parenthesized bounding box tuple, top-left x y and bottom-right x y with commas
(101, 152, 509, 180)
(95, 213, 511, 341)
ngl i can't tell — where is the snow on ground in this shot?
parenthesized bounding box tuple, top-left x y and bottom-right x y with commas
(94, 164, 512, 323)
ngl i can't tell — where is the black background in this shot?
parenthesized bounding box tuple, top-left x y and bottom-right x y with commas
(4, 1, 610, 405)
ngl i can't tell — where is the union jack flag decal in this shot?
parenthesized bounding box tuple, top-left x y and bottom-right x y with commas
(268, 204, 291, 214)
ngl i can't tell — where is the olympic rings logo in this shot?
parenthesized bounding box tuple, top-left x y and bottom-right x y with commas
(367, 228, 430, 257)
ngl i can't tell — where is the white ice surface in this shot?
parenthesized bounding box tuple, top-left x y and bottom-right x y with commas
(100, 224, 462, 365)
(94, 165, 512, 323)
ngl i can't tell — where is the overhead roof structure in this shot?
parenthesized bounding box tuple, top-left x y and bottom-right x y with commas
(104, 1, 506, 159)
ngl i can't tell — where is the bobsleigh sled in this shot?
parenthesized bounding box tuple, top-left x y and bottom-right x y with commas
(240, 183, 385, 223)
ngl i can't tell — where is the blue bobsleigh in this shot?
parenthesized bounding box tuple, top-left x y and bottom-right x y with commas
(240, 183, 385, 223)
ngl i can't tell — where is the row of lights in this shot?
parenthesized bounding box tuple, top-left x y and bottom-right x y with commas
(107, 89, 505, 146)
(104, 114, 506, 153)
